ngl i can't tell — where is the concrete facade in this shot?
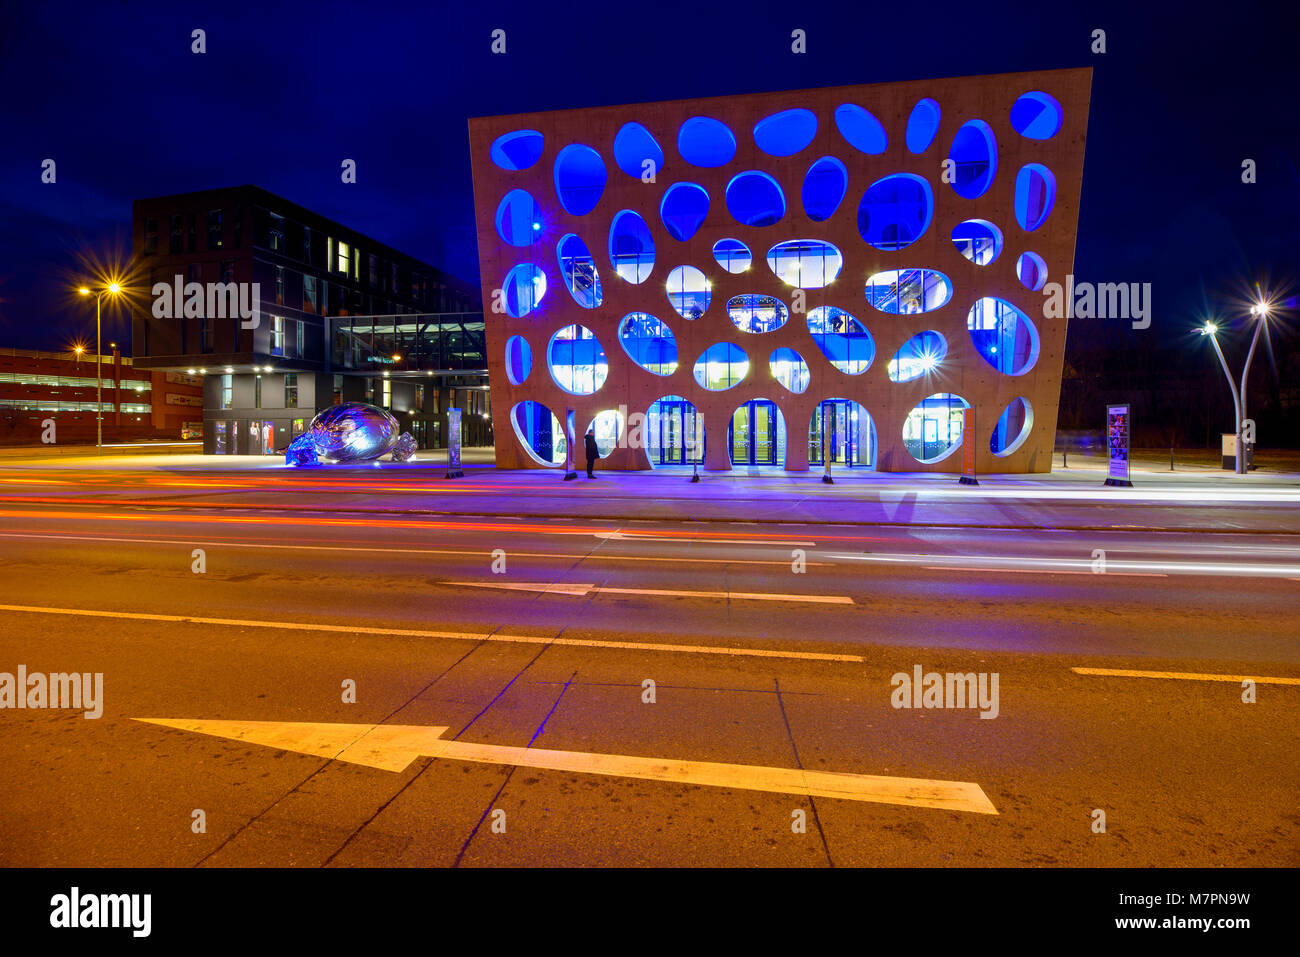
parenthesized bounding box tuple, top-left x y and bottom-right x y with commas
(469, 68, 1091, 472)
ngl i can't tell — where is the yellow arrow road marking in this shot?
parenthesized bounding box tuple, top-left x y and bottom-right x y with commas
(1072, 667, 1300, 685)
(135, 718, 997, 814)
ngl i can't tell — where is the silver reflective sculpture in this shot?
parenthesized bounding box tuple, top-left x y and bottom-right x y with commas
(285, 402, 417, 466)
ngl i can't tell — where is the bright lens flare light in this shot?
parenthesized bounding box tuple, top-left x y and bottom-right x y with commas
(1201, 322, 1218, 336)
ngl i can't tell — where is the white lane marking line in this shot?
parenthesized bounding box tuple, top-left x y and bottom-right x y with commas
(135, 718, 997, 814)
(593, 530, 816, 546)
(0, 531, 830, 567)
(924, 566, 1167, 578)
(443, 581, 853, 604)
(1072, 667, 1300, 685)
(0, 603, 862, 662)
(832, 552, 1300, 578)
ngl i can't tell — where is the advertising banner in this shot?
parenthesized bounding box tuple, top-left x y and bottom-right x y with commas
(1105, 404, 1132, 487)
(446, 407, 463, 478)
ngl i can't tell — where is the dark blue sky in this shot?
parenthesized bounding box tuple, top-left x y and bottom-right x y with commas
(1, 0, 1295, 359)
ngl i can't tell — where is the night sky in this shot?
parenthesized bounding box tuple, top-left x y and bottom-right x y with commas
(1, 0, 1295, 367)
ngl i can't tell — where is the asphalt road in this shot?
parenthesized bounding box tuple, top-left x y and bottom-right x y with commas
(0, 462, 1296, 866)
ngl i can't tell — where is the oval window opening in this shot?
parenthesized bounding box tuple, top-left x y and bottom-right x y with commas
(991, 397, 1034, 456)
(728, 294, 789, 334)
(834, 104, 888, 154)
(1015, 164, 1056, 231)
(903, 394, 971, 464)
(865, 268, 952, 315)
(659, 183, 710, 241)
(888, 331, 948, 382)
(556, 233, 602, 308)
(857, 173, 933, 250)
(495, 189, 543, 247)
(769, 347, 810, 394)
(948, 120, 998, 199)
(490, 130, 544, 171)
(693, 342, 750, 391)
(726, 171, 786, 227)
(548, 324, 608, 395)
(802, 156, 848, 222)
(502, 263, 547, 318)
(1010, 92, 1063, 140)
(666, 265, 711, 320)
(952, 219, 1004, 265)
(553, 144, 607, 216)
(511, 400, 564, 466)
(905, 98, 941, 153)
(713, 238, 752, 274)
(766, 239, 843, 289)
(678, 116, 737, 168)
(967, 297, 1040, 375)
(753, 108, 818, 157)
(807, 307, 874, 374)
(608, 210, 655, 284)
(618, 312, 678, 376)
(587, 409, 626, 459)
(613, 122, 665, 179)
(1016, 251, 1048, 291)
(504, 335, 532, 385)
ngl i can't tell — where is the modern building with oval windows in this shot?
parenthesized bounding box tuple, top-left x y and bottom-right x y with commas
(469, 68, 1090, 473)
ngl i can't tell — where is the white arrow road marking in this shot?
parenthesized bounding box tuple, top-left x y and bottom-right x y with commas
(442, 581, 853, 604)
(593, 530, 816, 546)
(135, 718, 998, 814)
(0, 604, 863, 662)
(1072, 667, 1300, 685)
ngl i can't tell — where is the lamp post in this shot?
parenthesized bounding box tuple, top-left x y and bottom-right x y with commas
(1201, 321, 1243, 474)
(1239, 302, 1270, 471)
(78, 282, 122, 454)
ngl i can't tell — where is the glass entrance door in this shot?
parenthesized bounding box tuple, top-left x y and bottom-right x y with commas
(649, 398, 702, 464)
(810, 400, 869, 466)
(729, 400, 778, 466)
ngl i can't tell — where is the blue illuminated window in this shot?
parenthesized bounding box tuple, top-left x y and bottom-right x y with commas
(801, 156, 848, 222)
(888, 331, 948, 382)
(495, 189, 543, 247)
(807, 307, 874, 374)
(865, 268, 952, 314)
(693, 342, 749, 391)
(903, 394, 970, 463)
(834, 104, 888, 154)
(548, 324, 608, 395)
(713, 238, 752, 273)
(769, 347, 810, 393)
(502, 263, 547, 318)
(948, 120, 998, 199)
(666, 265, 711, 320)
(991, 397, 1033, 455)
(767, 240, 842, 289)
(677, 116, 737, 167)
(1014, 164, 1056, 231)
(556, 233, 602, 308)
(905, 98, 941, 153)
(726, 170, 786, 227)
(857, 174, 933, 251)
(505, 335, 532, 385)
(553, 144, 607, 216)
(967, 297, 1040, 375)
(951, 219, 1003, 265)
(608, 210, 655, 283)
(618, 312, 678, 376)
(753, 109, 818, 157)
(728, 294, 789, 333)
(490, 130, 544, 171)
(660, 183, 710, 241)
(613, 122, 665, 179)
(1010, 92, 1063, 140)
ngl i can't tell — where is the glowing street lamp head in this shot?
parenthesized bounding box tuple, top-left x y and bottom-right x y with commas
(78, 287, 91, 296)
(107, 282, 121, 294)
(1201, 322, 1218, 336)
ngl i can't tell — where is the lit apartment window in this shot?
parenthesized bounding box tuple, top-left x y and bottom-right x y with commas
(275, 265, 284, 305)
(208, 209, 223, 249)
(296, 320, 305, 358)
(332, 374, 343, 405)
(382, 378, 392, 408)
(144, 218, 158, 254)
(303, 275, 317, 314)
(220, 374, 233, 409)
(254, 375, 261, 409)
(269, 212, 285, 251)
(271, 316, 285, 356)
(337, 241, 350, 276)
(284, 373, 298, 409)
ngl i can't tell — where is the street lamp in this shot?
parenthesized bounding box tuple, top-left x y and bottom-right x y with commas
(1200, 321, 1244, 474)
(1239, 301, 1271, 470)
(78, 282, 123, 453)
